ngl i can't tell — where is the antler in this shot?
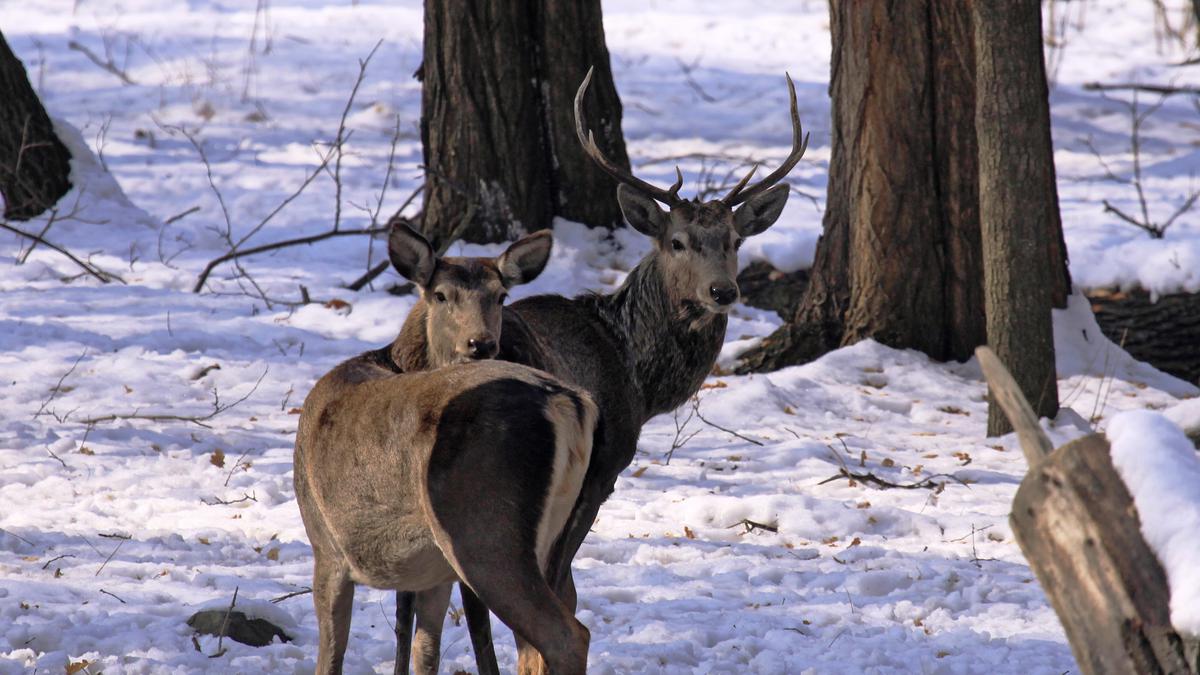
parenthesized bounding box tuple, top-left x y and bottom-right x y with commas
(575, 67, 684, 207)
(722, 73, 810, 207)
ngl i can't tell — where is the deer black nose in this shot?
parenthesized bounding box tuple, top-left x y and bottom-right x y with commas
(467, 338, 497, 359)
(710, 285, 738, 306)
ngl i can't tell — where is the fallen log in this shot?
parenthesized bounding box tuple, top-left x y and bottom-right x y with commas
(1089, 288, 1200, 386)
(977, 347, 1200, 674)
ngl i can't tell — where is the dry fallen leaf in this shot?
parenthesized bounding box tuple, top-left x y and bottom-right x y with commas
(210, 449, 225, 468)
(881, 458, 895, 468)
(701, 380, 727, 390)
(288, 407, 303, 415)
(266, 547, 280, 561)
(631, 466, 648, 478)
(78, 446, 94, 455)
(66, 660, 91, 675)
(683, 526, 696, 540)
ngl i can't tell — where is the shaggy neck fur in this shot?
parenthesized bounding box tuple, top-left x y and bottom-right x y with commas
(591, 254, 727, 421)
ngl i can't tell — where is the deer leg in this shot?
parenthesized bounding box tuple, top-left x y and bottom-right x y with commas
(394, 591, 415, 675)
(460, 583, 500, 675)
(312, 555, 355, 675)
(411, 583, 452, 675)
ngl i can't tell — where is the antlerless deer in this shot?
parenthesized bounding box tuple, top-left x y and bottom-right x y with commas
(293, 224, 598, 675)
(467, 68, 808, 673)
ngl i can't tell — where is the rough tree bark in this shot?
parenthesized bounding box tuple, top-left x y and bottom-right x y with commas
(738, 0, 1069, 375)
(0, 30, 72, 221)
(420, 0, 627, 247)
(974, 0, 1061, 435)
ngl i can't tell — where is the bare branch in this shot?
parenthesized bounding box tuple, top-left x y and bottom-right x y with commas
(33, 348, 88, 419)
(692, 397, 764, 446)
(1, 221, 122, 284)
(1083, 81, 1200, 96)
(68, 39, 137, 85)
(81, 368, 268, 428)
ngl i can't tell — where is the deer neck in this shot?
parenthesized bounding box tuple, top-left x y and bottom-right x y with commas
(391, 300, 431, 372)
(599, 254, 727, 421)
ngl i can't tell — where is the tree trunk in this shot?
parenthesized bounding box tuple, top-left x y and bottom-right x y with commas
(420, 0, 627, 247)
(537, 1, 628, 229)
(974, 1, 1061, 435)
(740, 0, 986, 372)
(0, 31, 72, 221)
(738, 0, 1070, 376)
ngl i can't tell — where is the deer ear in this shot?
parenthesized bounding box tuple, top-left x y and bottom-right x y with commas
(617, 184, 669, 238)
(388, 221, 436, 286)
(733, 184, 789, 237)
(497, 230, 553, 287)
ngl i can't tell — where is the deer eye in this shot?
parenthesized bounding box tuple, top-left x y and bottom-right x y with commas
(671, 238, 685, 252)
(433, 291, 447, 303)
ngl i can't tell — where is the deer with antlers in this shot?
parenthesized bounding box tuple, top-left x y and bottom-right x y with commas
(458, 68, 810, 673)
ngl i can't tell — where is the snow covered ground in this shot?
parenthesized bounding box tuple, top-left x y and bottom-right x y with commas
(1, 1, 1199, 673)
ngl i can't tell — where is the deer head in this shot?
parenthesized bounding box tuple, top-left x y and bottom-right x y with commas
(388, 222, 552, 366)
(575, 68, 807, 314)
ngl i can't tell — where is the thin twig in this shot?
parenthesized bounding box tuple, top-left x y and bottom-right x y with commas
(196, 225, 388, 294)
(270, 586, 313, 604)
(163, 205, 201, 226)
(692, 398, 764, 446)
(1, 221, 122, 284)
(33, 348, 87, 419)
(0, 527, 35, 547)
(213, 587, 239, 658)
(223, 449, 252, 487)
(68, 39, 136, 85)
(41, 553, 75, 570)
(327, 40, 383, 235)
(725, 518, 779, 534)
(81, 368, 268, 429)
(100, 589, 127, 603)
(45, 445, 69, 470)
(95, 535, 130, 576)
(1083, 81, 1200, 96)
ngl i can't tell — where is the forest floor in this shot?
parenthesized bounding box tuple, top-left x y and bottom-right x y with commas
(2, 1, 1200, 673)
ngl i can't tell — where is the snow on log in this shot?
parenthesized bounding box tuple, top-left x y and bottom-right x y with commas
(1109, 410, 1200, 637)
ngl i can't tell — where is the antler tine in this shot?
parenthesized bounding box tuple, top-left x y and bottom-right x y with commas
(722, 164, 758, 203)
(723, 73, 809, 207)
(667, 166, 684, 201)
(575, 67, 685, 207)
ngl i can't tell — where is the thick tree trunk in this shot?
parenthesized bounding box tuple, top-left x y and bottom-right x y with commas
(739, 0, 1070, 376)
(0, 31, 72, 221)
(974, 1, 1061, 435)
(420, 0, 627, 247)
(538, 1, 628, 228)
(740, 0, 986, 372)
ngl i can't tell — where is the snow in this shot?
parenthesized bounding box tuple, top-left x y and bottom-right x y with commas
(1108, 410, 1200, 636)
(1, 0, 1199, 673)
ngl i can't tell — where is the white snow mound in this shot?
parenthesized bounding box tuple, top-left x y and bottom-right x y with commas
(1108, 410, 1200, 636)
